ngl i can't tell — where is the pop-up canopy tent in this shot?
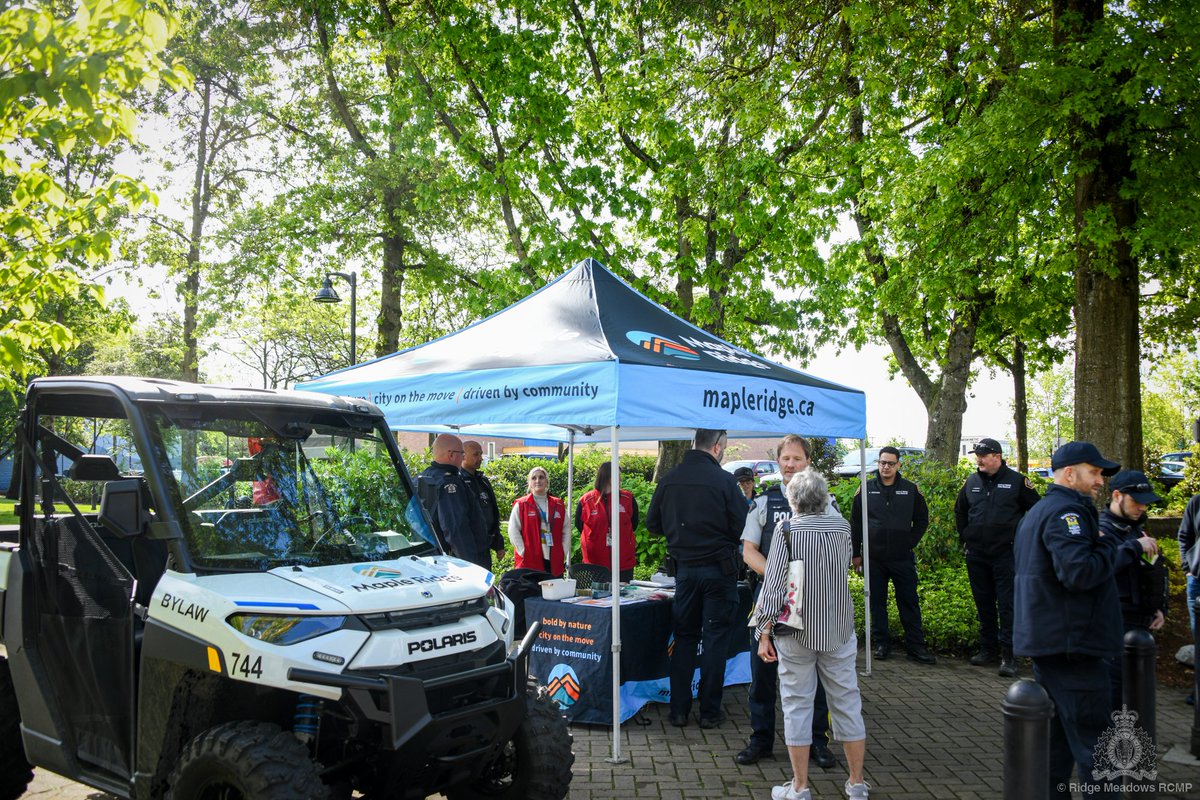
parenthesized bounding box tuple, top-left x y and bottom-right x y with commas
(300, 258, 871, 761)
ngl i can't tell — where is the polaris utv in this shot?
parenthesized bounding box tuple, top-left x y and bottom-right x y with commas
(0, 376, 572, 799)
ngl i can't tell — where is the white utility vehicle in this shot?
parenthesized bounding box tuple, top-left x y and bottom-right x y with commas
(0, 377, 572, 800)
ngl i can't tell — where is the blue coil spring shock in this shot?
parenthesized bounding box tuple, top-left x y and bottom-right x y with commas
(293, 694, 322, 744)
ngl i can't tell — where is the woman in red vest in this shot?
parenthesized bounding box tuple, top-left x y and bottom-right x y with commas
(575, 461, 639, 582)
(506, 466, 567, 576)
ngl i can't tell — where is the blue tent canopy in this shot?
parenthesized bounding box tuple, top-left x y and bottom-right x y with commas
(298, 259, 866, 440)
(300, 258, 874, 763)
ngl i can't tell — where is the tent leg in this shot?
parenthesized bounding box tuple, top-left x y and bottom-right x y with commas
(860, 438, 872, 677)
(607, 427, 628, 764)
(566, 430, 576, 566)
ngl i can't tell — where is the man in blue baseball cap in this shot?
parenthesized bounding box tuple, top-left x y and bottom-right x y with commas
(1014, 441, 1124, 798)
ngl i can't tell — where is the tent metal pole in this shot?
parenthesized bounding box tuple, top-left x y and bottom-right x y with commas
(607, 426, 627, 763)
(860, 439, 872, 676)
(566, 429, 576, 566)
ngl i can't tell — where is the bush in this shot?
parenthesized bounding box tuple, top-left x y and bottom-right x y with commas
(831, 456, 974, 571)
(849, 564, 980, 654)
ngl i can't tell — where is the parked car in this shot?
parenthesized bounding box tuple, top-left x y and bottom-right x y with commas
(1029, 467, 1053, 479)
(1159, 460, 1187, 490)
(724, 459, 780, 485)
(1162, 451, 1193, 464)
(835, 447, 925, 478)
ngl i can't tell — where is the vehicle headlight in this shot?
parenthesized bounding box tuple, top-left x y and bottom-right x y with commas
(227, 614, 347, 645)
(485, 586, 507, 610)
(484, 587, 511, 636)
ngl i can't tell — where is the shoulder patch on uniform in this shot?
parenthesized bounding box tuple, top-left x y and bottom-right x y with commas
(1024, 477, 1034, 490)
(854, 485, 862, 495)
(1060, 512, 1081, 536)
(444, 484, 457, 493)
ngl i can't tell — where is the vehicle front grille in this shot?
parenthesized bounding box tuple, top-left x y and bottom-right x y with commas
(358, 597, 489, 632)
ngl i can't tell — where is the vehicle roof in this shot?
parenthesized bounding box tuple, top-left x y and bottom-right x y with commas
(27, 375, 380, 417)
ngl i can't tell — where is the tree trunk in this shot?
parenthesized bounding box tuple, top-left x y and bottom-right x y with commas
(1012, 339, 1029, 472)
(1055, 0, 1143, 470)
(181, 77, 212, 385)
(377, 231, 405, 357)
(654, 440, 690, 483)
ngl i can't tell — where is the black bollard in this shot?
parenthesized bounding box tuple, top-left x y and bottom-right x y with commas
(1122, 628, 1157, 745)
(1192, 597, 1200, 759)
(1003, 679, 1052, 800)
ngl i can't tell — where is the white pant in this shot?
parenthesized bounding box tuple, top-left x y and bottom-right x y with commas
(775, 634, 866, 745)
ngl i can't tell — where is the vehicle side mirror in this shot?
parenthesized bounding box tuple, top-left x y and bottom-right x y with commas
(99, 479, 147, 539)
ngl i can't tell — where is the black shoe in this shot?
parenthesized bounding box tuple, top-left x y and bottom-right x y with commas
(811, 743, 837, 769)
(998, 654, 1018, 678)
(969, 649, 998, 666)
(907, 647, 937, 665)
(735, 743, 774, 765)
(669, 712, 689, 727)
(872, 645, 891, 660)
(698, 711, 727, 729)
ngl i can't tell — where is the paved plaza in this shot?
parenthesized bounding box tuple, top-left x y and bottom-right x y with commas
(27, 651, 1200, 799)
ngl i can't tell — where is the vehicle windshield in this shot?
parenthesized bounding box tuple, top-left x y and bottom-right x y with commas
(841, 448, 881, 467)
(146, 406, 437, 572)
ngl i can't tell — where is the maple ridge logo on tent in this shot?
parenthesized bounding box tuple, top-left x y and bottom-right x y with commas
(626, 330, 700, 361)
(546, 663, 582, 709)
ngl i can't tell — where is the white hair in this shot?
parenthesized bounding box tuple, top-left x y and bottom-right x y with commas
(786, 467, 829, 515)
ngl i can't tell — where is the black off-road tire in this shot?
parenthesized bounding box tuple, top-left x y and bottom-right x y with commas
(166, 721, 331, 800)
(0, 657, 33, 800)
(447, 683, 574, 800)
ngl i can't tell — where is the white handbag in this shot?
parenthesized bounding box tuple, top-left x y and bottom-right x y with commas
(750, 519, 805, 630)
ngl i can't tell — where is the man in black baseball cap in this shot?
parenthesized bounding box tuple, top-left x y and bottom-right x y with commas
(954, 436, 1040, 677)
(732, 467, 757, 506)
(1013, 441, 1123, 796)
(1100, 470, 1165, 707)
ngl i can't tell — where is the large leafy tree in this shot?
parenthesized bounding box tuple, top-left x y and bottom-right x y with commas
(0, 0, 187, 391)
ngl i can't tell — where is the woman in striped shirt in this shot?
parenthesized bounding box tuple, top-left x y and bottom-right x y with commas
(756, 468, 869, 800)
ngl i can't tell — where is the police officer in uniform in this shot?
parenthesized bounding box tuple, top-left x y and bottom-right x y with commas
(850, 446, 936, 664)
(460, 440, 505, 562)
(1014, 441, 1129, 799)
(1099, 469, 1166, 707)
(954, 437, 1040, 677)
(416, 433, 491, 569)
(737, 434, 838, 768)
(647, 428, 748, 729)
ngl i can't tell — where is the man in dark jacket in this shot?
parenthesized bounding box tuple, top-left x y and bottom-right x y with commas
(647, 428, 748, 729)
(1014, 441, 1122, 799)
(1180, 490, 1200, 705)
(460, 440, 506, 562)
(954, 437, 1040, 677)
(416, 434, 491, 569)
(850, 446, 935, 664)
(1099, 470, 1165, 707)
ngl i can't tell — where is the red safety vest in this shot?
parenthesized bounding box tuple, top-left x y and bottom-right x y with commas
(513, 493, 566, 576)
(578, 489, 636, 572)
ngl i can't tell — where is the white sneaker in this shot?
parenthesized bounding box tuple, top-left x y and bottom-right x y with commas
(844, 780, 870, 799)
(772, 781, 812, 800)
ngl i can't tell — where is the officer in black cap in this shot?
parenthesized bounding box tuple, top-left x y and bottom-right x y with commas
(733, 466, 757, 507)
(954, 437, 1040, 677)
(1100, 469, 1165, 706)
(1014, 441, 1123, 798)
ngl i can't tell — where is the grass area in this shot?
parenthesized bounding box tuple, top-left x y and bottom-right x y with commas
(0, 498, 16, 527)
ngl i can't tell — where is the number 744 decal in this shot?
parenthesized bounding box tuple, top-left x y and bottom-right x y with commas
(230, 652, 264, 680)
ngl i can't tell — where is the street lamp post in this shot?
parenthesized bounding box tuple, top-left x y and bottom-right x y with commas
(314, 271, 357, 366)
